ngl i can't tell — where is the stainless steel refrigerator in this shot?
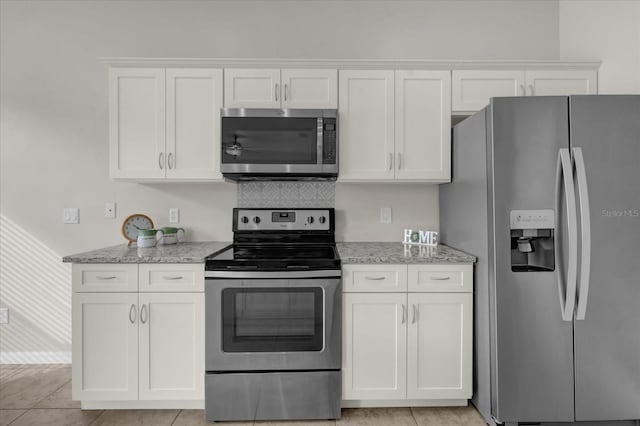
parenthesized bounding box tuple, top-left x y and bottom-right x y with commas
(440, 95, 640, 426)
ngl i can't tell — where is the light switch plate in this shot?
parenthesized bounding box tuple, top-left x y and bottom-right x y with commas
(380, 207, 392, 224)
(169, 208, 180, 224)
(63, 208, 79, 224)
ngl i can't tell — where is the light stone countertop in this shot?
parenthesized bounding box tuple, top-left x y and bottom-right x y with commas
(336, 242, 476, 264)
(62, 241, 231, 264)
(63, 241, 475, 265)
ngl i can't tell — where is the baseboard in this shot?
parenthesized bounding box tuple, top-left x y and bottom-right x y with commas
(0, 351, 72, 364)
(341, 399, 468, 408)
(81, 400, 204, 410)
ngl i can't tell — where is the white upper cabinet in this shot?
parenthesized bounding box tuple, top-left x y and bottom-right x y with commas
(452, 70, 524, 112)
(452, 69, 598, 112)
(110, 68, 166, 180)
(339, 70, 451, 182)
(338, 70, 395, 180)
(395, 70, 451, 181)
(224, 68, 281, 108)
(525, 70, 597, 97)
(110, 67, 223, 181)
(224, 68, 337, 109)
(166, 69, 223, 180)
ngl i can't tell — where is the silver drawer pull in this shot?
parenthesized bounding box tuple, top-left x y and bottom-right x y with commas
(365, 276, 386, 281)
(97, 276, 117, 280)
(162, 275, 184, 280)
(140, 304, 148, 324)
(430, 276, 451, 281)
(129, 304, 136, 324)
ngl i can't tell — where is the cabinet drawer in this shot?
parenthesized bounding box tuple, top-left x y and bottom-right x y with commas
(139, 264, 204, 292)
(343, 264, 407, 292)
(72, 264, 138, 292)
(408, 264, 472, 293)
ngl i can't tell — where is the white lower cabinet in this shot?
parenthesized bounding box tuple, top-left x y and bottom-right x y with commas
(72, 293, 139, 401)
(72, 264, 204, 406)
(342, 263, 473, 405)
(138, 293, 204, 400)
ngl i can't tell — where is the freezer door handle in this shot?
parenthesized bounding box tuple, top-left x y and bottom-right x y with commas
(555, 148, 578, 322)
(573, 147, 592, 320)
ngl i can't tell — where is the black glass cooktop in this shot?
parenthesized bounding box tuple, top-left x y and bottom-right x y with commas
(205, 244, 340, 271)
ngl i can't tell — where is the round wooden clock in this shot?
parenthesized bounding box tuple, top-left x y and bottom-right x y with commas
(121, 214, 154, 246)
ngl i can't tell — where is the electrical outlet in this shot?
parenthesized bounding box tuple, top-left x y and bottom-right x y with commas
(169, 208, 180, 224)
(0, 308, 8, 324)
(63, 208, 79, 224)
(105, 202, 116, 219)
(380, 207, 392, 224)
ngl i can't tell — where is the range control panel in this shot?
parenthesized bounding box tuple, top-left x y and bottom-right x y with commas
(235, 209, 331, 231)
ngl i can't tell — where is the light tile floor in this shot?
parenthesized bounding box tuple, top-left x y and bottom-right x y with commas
(0, 365, 486, 425)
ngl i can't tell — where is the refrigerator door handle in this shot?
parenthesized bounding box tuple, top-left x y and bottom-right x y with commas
(555, 148, 579, 322)
(573, 147, 591, 320)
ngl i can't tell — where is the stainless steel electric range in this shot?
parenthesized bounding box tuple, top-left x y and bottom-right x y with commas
(204, 208, 342, 422)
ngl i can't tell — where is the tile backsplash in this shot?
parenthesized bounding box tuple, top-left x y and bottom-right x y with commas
(237, 182, 335, 208)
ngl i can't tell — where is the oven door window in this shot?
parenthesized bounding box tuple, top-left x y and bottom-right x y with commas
(221, 117, 318, 164)
(222, 287, 323, 352)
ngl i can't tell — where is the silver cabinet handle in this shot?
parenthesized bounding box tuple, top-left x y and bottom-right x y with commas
(275, 83, 279, 102)
(397, 152, 402, 170)
(412, 304, 418, 324)
(167, 152, 174, 169)
(162, 275, 183, 280)
(520, 84, 525, 96)
(158, 152, 164, 170)
(401, 304, 406, 324)
(97, 276, 117, 280)
(430, 276, 451, 281)
(388, 153, 393, 170)
(129, 304, 136, 324)
(573, 147, 591, 320)
(140, 304, 148, 324)
(284, 83, 288, 101)
(529, 84, 535, 96)
(364, 276, 385, 281)
(555, 148, 578, 322)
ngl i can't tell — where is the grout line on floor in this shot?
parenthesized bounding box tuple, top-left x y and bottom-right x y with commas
(170, 409, 182, 425)
(31, 379, 70, 408)
(6, 409, 27, 426)
(88, 409, 105, 425)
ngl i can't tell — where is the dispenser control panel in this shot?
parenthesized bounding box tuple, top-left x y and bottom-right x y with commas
(510, 209, 555, 230)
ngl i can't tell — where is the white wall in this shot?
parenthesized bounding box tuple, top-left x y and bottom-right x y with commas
(560, 0, 640, 94)
(0, 0, 560, 360)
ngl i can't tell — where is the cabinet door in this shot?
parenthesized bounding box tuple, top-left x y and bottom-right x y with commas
(109, 68, 166, 179)
(138, 293, 204, 400)
(281, 69, 338, 109)
(72, 293, 138, 400)
(395, 70, 451, 181)
(451, 70, 524, 112)
(525, 70, 597, 96)
(343, 293, 407, 400)
(224, 69, 281, 108)
(407, 293, 472, 399)
(166, 69, 223, 180)
(338, 70, 395, 180)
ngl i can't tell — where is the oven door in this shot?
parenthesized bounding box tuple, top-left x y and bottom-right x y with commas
(205, 272, 341, 372)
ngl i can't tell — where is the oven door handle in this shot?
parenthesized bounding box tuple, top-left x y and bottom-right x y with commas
(205, 269, 342, 279)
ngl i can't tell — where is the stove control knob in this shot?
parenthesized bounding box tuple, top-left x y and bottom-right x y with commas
(307, 216, 315, 224)
(253, 216, 261, 224)
(241, 216, 249, 224)
(319, 216, 327, 224)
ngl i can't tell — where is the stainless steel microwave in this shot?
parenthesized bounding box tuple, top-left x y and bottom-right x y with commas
(220, 108, 338, 181)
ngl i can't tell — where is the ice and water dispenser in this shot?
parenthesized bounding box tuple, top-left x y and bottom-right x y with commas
(510, 210, 555, 272)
